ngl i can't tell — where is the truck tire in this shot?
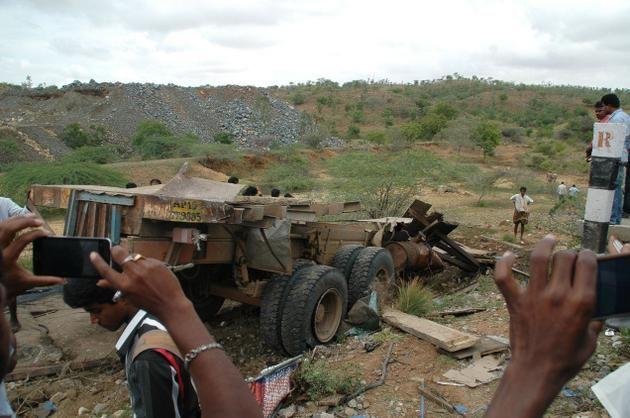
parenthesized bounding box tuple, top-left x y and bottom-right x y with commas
(347, 247, 395, 310)
(331, 245, 364, 280)
(280, 265, 347, 356)
(177, 265, 225, 322)
(260, 275, 291, 353)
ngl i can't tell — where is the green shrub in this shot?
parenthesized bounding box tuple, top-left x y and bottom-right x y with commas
(0, 162, 126, 203)
(61, 123, 105, 149)
(132, 120, 172, 146)
(346, 125, 360, 139)
(433, 103, 458, 120)
(291, 92, 306, 105)
(397, 279, 433, 316)
(293, 358, 360, 400)
(63, 145, 119, 164)
(470, 121, 501, 159)
(0, 138, 23, 167)
(365, 131, 386, 145)
(213, 132, 234, 144)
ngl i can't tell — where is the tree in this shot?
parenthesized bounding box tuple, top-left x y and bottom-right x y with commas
(470, 121, 501, 159)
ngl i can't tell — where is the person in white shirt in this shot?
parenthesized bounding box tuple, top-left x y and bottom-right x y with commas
(568, 185, 579, 199)
(557, 182, 568, 202)
(510, 187, 534, 244)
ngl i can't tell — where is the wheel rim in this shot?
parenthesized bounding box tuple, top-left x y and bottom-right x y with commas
(313, 288, 343, 343)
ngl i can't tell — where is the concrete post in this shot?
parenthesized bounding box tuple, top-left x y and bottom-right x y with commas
(583, 123, 626, 252)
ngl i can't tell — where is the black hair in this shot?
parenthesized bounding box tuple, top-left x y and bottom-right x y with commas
(149, 179, 162, 185)
(283, 193, 294, 198)
(594, 101, 603, 108)
(63, 279, 116, 308)
(270, 188, 280, 197)
(520, 186, 527, 192)
(572, 184, 576, 187)
(242, 186, 258, 196)
(125, 182, 137, 189)
(227, 176, 239, 184)
(561, 181, 564, 184)
(601, 94, 620, 108)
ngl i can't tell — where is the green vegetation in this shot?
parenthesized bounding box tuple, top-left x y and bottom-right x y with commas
(261, 146, 314, 192)
(131, 121, 199, 160)
(470, 121, 501, 158)
(293, 358, 360, 400)
(325, 149, 479, 217)
(0, 162, 126, 204)
(61, 123, 106, 149)
(63, 145, 120, 164)
(397, 279, 433, 316)
(213, 131, 234, 144)
(0, 138, 24, 169)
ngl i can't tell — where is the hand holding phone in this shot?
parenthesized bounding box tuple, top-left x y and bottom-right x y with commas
(33, 236, 112, 279)
(594, 252, 630, 319)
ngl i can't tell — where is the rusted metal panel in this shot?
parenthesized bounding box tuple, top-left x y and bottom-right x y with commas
(125, 237, 194, 263)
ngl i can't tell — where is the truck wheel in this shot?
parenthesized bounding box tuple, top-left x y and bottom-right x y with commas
(332, 245, 364, 280)
(178, 265, 225, 322)
(280, 265, 347, 356)
(260, 275, 291, 353)
(348, 247, 395, 310)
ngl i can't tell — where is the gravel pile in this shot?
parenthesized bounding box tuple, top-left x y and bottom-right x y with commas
(0, 81, 325, 155)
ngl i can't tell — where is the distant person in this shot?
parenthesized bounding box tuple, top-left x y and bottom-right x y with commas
(569, 184, 579, 199)
(283, 193, 294, 198)
(0, 197, 30, 333)
(149, 178, 162, 186)
(270, 188, 280, 198)
(242, 186, 259, 196)
(601, 94, 630, 224)
(63, 279, 201, 418)
(125, 182, 137, 189)
(227, 176, 239, 184)
(510, 187, 534, 244)
(557, 182, 567, 202)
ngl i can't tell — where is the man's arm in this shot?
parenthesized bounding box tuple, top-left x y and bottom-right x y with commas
(91, 248, 263, 418)
(486, 236, 601, 418)
(127, 351, 185, 418)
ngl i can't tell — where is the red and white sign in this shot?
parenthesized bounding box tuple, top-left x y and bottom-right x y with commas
(591, 123, 626, 159)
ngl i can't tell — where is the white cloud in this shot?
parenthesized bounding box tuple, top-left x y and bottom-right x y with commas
(1, 0, 628, 88)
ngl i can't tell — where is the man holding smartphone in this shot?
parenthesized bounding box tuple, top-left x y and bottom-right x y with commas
(63, 279, 201, 417)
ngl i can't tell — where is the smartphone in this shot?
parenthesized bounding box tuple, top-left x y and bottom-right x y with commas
(33, 236, 111, 279)
(594, 253, 630, 319)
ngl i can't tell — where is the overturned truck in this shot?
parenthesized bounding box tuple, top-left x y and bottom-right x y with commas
(28, 167, 479, 356)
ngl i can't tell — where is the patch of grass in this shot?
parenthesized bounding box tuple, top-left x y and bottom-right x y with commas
(501, 233, 516, 243)
(293, 358, 361, 400)
(435, 354, 458, 369)
(261, 146, 314, 192)
(397, 279, 433, 317)
(619, 329, 630, 358)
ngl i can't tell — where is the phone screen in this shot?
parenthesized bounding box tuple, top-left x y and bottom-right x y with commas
(594, 254, 630, 319)
(33, 237, 111, 279)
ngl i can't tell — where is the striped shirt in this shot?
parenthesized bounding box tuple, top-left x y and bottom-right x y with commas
(116, 310, 200, 418)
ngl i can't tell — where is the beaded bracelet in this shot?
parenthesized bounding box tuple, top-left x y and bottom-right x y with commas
(184, 342, 224, 368)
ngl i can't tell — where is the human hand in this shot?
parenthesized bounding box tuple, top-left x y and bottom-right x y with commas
(0, 216, 65, 299)
(487, 236, 601, 417)
(607, 235, 630, 254)
(90, 246, 191, 321)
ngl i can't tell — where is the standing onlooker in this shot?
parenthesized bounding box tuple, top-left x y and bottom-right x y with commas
(510, 187, 534, 245)
(601, 94, 630, 224)
(557, 181, 567, 202)
(568, 184, 579, 199)
(0, 197, 30, 332)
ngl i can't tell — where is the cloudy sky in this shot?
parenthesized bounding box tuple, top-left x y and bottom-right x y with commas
(1, 0, 629, 88)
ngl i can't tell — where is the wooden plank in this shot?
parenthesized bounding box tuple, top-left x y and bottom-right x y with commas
(96, 204, 108, 238)
(85, 202, 97, 237)
(404, 199, 432, 221)
(440, 336, 509, 360)
(382, 308, 478, 352)
(262, 204, 287, 219)
(242, 205, 265, 221)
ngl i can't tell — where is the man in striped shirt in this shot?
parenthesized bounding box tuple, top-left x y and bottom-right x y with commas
(63, 279, 200, 417)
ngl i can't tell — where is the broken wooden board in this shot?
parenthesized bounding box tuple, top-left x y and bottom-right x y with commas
(440, 335, 509, 360)
(382, 308, 479, 352)
(430, 307, 487, 317)
(442, 355, 504, 388)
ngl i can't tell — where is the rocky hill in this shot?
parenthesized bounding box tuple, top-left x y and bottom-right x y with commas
(0, 81, 310, 161)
